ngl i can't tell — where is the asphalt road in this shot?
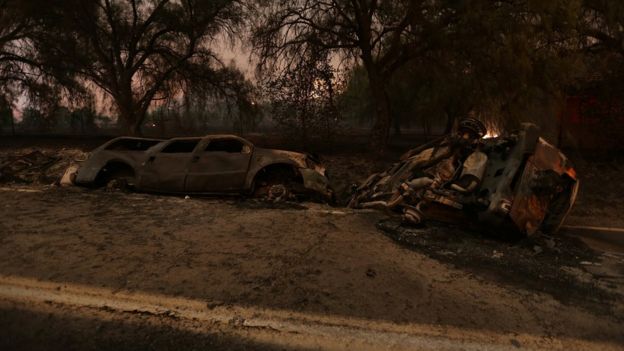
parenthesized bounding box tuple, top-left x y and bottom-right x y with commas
(561, 225, 624, 253)
(0, 185, 623, 350)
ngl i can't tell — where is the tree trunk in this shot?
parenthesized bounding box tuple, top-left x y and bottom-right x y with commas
(118, 106, 141, 136)
(444, 110, 456, 134)
(422, 117, 431, 141)
(160, 109, 166, 138)
(393, 112, 401, 136)
(115, 78, 148, 136)
(117, 99, 147, 137)
(10, 112, 15, 136)
(365, 65, 392, 154)
(130, 120, 142, 136)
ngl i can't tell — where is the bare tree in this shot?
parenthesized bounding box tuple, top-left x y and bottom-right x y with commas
(1, 0, 77, 130)
(38, 0, 245, 135)
(0, 0, 40, 101)
(264, 50, 340, 148)
(582, 1, 624, 55)
(252, 0, 437, 152)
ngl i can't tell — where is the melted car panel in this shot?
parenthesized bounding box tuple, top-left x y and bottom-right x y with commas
(73, 135, 333, 201)
(349, 123, 579, 237)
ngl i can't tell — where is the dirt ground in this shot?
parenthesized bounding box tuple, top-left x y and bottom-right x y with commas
(566, 153, 624, 228)
(0, 137, 624, 349)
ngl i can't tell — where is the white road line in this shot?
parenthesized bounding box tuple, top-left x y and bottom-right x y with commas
(0, 187, 44, 193)
(0, 275, 618, 351)
(562, 225, 624, 234)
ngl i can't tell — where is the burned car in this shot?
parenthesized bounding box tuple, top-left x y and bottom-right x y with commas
(349, 122, 579, 237)
(72, 135, 333, 200)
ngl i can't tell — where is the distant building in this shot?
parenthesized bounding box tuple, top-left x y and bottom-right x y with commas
(559, 93, 624, 150)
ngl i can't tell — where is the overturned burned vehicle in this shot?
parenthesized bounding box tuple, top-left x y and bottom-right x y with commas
(349, 122, 579, 237)
(73, 135, 333, 200)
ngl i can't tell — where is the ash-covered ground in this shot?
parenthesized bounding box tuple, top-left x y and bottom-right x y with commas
(0, 136, 623, 350)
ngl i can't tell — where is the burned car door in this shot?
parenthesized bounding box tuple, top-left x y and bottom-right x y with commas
(185, 137, 253, 193)
(137, 139, 200, 192)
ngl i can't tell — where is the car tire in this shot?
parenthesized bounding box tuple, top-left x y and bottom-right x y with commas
(102, 170, 135, 192)
(252, 167, 300, 201)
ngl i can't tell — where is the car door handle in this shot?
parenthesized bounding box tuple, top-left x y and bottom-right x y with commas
(147, 156, 156, 163)
(192, 155, 200, 162)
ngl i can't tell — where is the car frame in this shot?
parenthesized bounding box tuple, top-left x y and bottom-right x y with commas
(73, 134, 333, 200)
(348, 124, 579, 236)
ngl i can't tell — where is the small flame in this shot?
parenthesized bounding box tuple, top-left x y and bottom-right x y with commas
(483, 130, 499, 139)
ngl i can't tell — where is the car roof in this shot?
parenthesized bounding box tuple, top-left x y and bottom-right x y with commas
(202, 134, 247, 139)
(166, 135, 251, 143)
(111, 136, 164, 142)
(113, 134, 248, 141)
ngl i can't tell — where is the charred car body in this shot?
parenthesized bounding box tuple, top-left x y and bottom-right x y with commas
(73, 135, 333, 200)
(349, 123, 579, 237)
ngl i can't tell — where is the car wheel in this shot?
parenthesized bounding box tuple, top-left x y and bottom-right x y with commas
(103, 171, 135, 192)
(252, 166, 302, 201)
(254, 181, 295, 201)
(267, 183, 290, 201)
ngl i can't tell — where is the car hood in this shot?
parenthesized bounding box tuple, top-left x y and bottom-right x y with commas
(254, 148, 309, 168)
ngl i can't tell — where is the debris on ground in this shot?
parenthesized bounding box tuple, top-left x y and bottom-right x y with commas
(232, 198, 308, 210)
(59, 164, 79, 186)
(365, 268, 376, 278)
(321, 153, 393, 204)
(0, 149, 87, 185)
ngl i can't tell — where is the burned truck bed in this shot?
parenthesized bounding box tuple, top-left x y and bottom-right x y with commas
(349, 124, 579, 237)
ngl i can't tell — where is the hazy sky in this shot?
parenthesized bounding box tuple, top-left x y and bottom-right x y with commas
(215, 37, 255, 78)
(14, 36, 256, 120)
